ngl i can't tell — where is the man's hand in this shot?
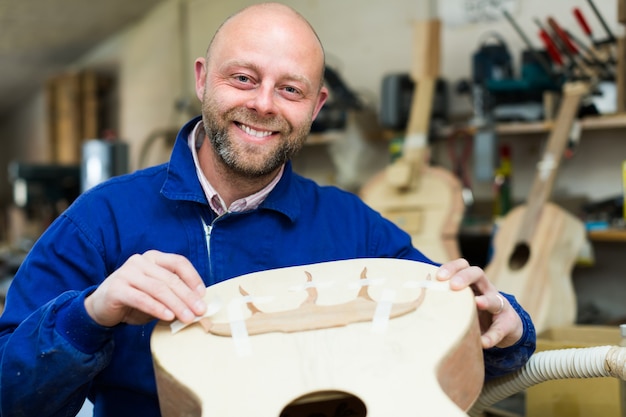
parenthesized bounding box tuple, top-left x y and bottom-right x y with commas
(85, 250, 207, 327)
(436, 258, 524, 349)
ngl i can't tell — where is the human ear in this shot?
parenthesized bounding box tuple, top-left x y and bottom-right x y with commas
(311, 86, 329, 120)
(194, 58, 207, 102)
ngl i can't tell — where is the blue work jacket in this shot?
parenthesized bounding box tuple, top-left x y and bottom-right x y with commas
(0, 116, 535, 417)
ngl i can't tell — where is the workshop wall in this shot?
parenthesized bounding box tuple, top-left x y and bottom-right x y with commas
(117, 0, 626, 203)
(3, 0, 623, 199)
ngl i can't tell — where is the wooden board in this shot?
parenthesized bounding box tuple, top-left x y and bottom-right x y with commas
(46, 70, 103, 164)
(619, 0, 626, 24)
(617, 37, 626, 114)
(151, 258, 483, 417)
(81, 70, 100, 141)
(50, 72, 82, 164)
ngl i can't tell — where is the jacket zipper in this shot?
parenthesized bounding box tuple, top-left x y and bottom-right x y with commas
(201, 212, 228, 265)
(202, 217, 212, 259)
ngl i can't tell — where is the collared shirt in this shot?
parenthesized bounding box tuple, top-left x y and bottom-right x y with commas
(188, 121, 284, 216)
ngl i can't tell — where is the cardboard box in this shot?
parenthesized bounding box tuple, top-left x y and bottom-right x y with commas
(526, 325, 624, 417)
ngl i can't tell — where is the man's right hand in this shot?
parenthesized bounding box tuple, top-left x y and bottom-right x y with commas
(84, 250, 207, 327)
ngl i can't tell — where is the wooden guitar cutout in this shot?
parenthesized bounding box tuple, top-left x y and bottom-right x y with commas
(361, 8, 464, 264)
(151, 258, 484, 416)
(485, 81, 589, 334)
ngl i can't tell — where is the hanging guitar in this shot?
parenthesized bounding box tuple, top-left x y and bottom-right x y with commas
(151, 258, 484, 417)
(360, 5, 464, 264)
(485, 81, 590, 334)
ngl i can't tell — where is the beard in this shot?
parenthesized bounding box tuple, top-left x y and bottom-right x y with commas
(201, 96, 313, 179)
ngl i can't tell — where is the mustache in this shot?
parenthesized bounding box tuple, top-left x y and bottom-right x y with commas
(224, 107, 289, 133)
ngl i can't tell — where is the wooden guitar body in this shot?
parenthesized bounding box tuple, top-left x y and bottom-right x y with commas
(360, 166, 464, 263)
(151, 258, 484, 417)
(486, 203, 585, 333)
(361, 14, 464, 264)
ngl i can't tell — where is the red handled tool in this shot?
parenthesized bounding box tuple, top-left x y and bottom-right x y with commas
(534, 18, 576, 79)
(573, 7, 596, 44)
(573, 3, 616, 65)
(547, 17, 579, 57)
(546, 17, 596, 80)
(584, 0, 617, 45)
(549, 15, 613, 80)
(535, 20, 563, 67)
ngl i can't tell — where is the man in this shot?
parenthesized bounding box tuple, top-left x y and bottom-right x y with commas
(0, 3, 534, 416)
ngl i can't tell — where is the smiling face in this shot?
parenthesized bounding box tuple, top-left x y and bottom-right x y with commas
(195, 3, 328, 179)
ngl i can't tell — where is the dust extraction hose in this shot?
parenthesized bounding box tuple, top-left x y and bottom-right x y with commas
(468, 345, 626, 416)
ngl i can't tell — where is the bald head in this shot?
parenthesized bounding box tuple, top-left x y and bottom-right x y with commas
(192, 1, 329, 186)
(206, 3, 326, 90)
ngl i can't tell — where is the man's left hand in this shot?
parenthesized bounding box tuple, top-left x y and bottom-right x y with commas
(436, 258, 524, 349)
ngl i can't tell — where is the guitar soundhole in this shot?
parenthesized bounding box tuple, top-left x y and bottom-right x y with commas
(508, 243, 530, 271)
(280, 390, 367, 417)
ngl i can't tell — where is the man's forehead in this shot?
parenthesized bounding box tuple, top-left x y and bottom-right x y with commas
(205, 4, 325, 89)
(210, 4, 323, 59)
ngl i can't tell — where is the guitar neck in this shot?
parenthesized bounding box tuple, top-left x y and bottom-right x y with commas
(385, 12, 441, 190)
(402, 16, 441, 165)
(517, 82, 588, 243)
(404, 78, 436, 161)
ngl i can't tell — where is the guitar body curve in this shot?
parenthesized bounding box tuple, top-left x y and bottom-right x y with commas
(151, 258, 483, 416)
(360, 166, 464, 264)
(485, 203, 585, 333)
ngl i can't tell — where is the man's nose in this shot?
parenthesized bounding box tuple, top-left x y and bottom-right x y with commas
(247, 84, 278, 115)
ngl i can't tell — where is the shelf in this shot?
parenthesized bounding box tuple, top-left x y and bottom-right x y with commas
(435, 113, 626, 140)
(306, 131, 344, 145)
(496, 113, 626, 135)
(460, 226, 626, 242)
(588, 228, 626, 243)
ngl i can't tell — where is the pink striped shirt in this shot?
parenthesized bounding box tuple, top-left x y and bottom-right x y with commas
(188, 121, 283, 216)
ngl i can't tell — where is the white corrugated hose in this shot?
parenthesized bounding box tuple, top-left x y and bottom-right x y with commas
(468, 345, 626, 417)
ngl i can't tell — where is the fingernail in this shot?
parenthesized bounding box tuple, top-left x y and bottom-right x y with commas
(194, 299, 206, 314)
(181, 308, 194, 322)
(450, 276, 464, 288)
(196, 284, 206, 295)
(437, 268, 450, 279)
(163, 309, 175, 321)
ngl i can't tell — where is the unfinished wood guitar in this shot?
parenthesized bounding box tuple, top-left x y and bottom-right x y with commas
(151, 258, 484, 417)
(485, 82, 589, 334)
(361, 12, 464, 264)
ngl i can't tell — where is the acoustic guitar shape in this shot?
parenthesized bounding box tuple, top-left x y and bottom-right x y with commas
(361, 12, 464, 264)
(151, 258, 484, 417)
(485, 82, 589, 334)
(360, 166, 464, 264)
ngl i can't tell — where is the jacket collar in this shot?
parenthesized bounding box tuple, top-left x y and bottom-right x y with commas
(160, 116, 207, 204)
(161, 116, 300, 223)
